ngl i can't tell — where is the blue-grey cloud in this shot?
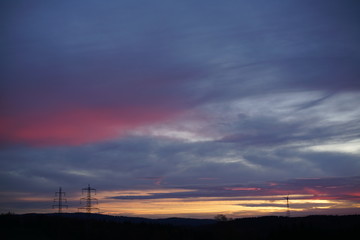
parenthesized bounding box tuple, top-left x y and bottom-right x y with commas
(110, 176, 360, 201)
(1, 0, 360, 215)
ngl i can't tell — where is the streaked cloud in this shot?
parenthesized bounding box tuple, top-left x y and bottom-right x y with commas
(1, 0, 359, 217)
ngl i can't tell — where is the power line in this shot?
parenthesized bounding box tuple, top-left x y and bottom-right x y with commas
(78, 184, 99, 214)
(53, 187, 68, 213)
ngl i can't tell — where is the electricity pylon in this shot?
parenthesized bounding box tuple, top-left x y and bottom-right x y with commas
(78, 184, 99, 214)
(53, 187, 68, 213)
(284, 195, 290, 217)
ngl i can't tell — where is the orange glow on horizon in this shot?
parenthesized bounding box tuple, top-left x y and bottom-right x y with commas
(2, 189, 360, 218)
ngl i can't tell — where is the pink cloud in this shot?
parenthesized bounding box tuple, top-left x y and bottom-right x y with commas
(225, 187, 261, 191)
(138, 177, 164, 186)
(0, 106, 181, 146)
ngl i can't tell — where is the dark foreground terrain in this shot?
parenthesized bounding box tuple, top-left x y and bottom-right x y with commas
(1, 213, 359, 240)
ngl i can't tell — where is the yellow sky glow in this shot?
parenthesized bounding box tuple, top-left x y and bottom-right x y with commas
(2, 189, 359, 218)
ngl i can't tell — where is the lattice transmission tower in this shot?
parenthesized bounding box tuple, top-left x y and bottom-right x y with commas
(53, 187, 68, 213)
(284, 195, 290, 217)
(78, 184, 99, 213)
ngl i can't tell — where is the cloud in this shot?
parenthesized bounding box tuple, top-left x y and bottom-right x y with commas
(2, 1, 360, 146)
(1, 132, 359, 195)
(1, 0, 360, 216)
(0, 106, 183, 146)
(109, 176, 360, 202)
(1, 133, 359, 215)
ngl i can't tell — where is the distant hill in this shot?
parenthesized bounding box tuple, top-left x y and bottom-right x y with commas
(1, 213, 359, 240)
(47, 212, 216, 226)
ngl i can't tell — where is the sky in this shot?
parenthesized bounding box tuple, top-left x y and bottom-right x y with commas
(1, 0, 360, 218)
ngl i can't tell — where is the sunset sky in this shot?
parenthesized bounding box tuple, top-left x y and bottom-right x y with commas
(1, 0, 360, 218)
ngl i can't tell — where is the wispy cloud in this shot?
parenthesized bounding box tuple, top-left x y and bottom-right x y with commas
(1, 0, 359, 217)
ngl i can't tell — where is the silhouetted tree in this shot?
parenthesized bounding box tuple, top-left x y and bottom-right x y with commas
(214, 214, 228, 222)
